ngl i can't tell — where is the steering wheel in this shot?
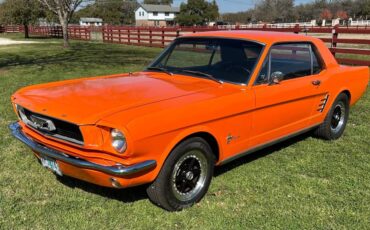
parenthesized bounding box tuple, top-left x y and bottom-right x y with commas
(225, 64, 251, 76)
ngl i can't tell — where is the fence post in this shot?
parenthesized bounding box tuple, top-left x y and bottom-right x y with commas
(162, 29, 165, 47)
(138, 28, 141, 45)
(102, 27, 105, 42)
(128, 28, 131, 44)
(331, 25, 339, 56)
(118, 28, 121, 43)
(176, 29, 180, 38)
(149, 29, 152, 46)
(294, 24, 300, 34)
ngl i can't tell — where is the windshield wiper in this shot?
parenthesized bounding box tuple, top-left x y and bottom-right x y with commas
(181, 70, 223, 84)
(147, 67, 173, 76)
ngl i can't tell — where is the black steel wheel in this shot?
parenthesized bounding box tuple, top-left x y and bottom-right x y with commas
(146, 137, 215, 211)
(315, 93, 349, 140)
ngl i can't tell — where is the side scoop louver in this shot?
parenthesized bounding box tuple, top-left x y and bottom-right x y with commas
(317, 94, 329, 112)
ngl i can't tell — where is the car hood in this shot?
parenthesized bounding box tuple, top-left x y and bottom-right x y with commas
(12, 72, 218, 125)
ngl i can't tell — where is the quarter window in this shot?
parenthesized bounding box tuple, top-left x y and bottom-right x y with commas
(312, 46, 324, 74)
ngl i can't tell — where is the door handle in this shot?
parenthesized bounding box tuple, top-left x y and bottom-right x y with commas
(312, 80, 321, 86)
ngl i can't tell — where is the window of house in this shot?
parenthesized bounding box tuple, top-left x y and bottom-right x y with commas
(153, 12, 158, 16)
(165, 12, 170, 16)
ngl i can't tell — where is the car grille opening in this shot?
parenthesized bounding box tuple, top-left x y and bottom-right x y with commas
(20, 107, 84, 145)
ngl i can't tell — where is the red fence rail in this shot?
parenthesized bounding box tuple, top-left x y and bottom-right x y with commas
(1, 24, 369, 66)
(0, 25, 24, 33)
(28, 26, 90, 40)
(101, 25, 370, 66)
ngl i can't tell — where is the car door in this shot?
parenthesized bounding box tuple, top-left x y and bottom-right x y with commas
(250, 42, 327, 147)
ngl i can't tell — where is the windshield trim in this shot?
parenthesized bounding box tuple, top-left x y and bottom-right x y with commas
(146, 37, 266, 86)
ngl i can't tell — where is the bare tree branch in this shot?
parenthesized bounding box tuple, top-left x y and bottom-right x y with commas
(37, 0, 84, 48)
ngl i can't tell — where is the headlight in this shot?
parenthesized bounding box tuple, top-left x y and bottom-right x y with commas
(111, 129, 127, 153)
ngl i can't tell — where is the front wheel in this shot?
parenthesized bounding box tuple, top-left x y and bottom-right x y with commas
(146, 137, 215, 211)
(314, 93, 349, 140)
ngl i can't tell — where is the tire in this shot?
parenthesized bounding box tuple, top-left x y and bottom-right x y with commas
(314, 93, 349, 140)
(146, 137, 215, 211)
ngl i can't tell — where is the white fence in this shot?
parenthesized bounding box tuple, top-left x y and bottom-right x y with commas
(349, 19, 370, 26)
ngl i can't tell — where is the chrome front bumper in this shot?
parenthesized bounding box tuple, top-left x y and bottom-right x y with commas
(9, 122, 156, 177)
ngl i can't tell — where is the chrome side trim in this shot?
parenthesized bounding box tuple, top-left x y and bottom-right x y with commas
(9, 122, 156, 177)
(218, 123, 320, 166)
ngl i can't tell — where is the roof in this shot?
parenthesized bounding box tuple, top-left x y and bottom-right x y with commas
(183, 30, 321, 45)
(138, 4, 180, 13)
(182, 30, 339, 67)
(80, 17, 103, 23)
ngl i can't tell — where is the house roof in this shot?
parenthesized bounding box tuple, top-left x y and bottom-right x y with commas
(139, 4, 180, 13)
(80, 17, 103, 23)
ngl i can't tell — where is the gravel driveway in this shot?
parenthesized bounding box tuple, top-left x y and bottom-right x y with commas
(0, 38, 39, 45)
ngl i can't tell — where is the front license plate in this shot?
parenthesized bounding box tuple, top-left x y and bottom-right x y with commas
(40, 156, 63, 176)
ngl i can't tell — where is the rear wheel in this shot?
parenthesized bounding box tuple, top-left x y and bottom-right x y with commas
(315, 93, 349, 140)
(146, 137, 215, 211)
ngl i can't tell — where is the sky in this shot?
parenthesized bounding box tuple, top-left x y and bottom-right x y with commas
(0, 0, 316, 14)
(172, 0, 315, 13)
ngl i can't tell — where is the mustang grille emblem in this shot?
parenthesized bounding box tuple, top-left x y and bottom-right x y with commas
(29, 115, 56, 132)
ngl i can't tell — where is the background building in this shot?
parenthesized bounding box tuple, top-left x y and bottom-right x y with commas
(79, 17, 103, 26)
(135, 4, 179, 27)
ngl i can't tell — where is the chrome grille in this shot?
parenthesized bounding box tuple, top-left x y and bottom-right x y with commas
(17, 106, 84, 145)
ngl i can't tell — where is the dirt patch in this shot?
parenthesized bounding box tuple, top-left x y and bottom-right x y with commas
(0, 38, 39, 46)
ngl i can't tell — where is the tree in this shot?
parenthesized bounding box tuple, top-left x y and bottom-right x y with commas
(143, 0, 173, 4)
(0, 0, 44, 38)
(222, 10, 254, 24)
(74, 0, 137, 25)
(38, 0, 84, 48)
(336, 10, 348, 20)
(176, 0, 219, 26)
(320, 9, 333, 20)
(253, 0, 295, 23)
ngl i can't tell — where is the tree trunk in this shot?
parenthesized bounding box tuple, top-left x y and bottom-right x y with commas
(24, 24, 29, 39)
(60, 19, 69, 48)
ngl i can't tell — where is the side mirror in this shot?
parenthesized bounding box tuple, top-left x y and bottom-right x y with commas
(270, 71, 284, 85)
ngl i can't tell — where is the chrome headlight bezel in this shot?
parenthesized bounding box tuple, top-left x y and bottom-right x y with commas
(110, 128, 127, 153)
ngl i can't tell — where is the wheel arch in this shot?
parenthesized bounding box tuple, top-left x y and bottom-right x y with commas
(340, 89, 351, 103)
(160, 127, 222, 169)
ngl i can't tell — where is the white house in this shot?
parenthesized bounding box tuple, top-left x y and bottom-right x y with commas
(135, 4, 180, 27)
(79, 18, 103, 26)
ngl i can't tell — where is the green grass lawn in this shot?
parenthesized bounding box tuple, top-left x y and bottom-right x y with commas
(0, 34, 369, 229)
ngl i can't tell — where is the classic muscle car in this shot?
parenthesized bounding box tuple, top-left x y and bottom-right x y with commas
(10, 31, 369, 211)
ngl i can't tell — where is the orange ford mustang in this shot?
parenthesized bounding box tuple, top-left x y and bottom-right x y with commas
(9, 31, 369, 211)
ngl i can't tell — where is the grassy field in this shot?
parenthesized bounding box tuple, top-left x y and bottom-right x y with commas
(0, 34, 369, 229)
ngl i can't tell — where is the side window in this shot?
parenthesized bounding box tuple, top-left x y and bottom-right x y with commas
(255, 55, 269, 85)
(270, 43, 311, 81)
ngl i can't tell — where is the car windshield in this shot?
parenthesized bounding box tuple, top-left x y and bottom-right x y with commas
(148, 37, 264, 84)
